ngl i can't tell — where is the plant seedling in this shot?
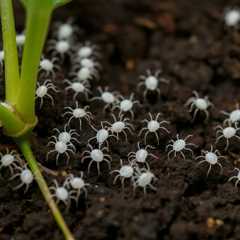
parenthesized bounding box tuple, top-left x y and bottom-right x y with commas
(0, 0, 74, 239)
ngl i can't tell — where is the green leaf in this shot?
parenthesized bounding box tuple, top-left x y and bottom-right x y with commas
(20, 0, 71, 9)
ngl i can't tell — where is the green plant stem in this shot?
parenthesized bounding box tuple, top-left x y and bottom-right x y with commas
(16, 5, 52, 123)
(0, 0, 20, 104)
(16, 139, 75, 240)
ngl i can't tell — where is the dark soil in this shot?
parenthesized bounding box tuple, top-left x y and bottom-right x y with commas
(1, 0, 240, 239)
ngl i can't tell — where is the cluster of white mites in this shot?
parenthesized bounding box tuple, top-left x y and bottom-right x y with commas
(196, 146, 225, 176)
(139, 113, 170, 144)
(82, 144, 112, 175)
(216, 123, 240, 150)
(50, 173, 90, 207)
(224, 7, 240, 27)
(39, 57, 59, 78)
(65, 79, 91, 100)
(166, 134, 197, 160)
(113, 93, 140, 119)
(138, 69, 169, 99)
(104, 114, 134, 141)
(36, 79, 58, 108)
(63, 102, 93, 129)
(185, 91, 213, 122)
(128, 142, 158, 168)
(91, 86, 118, 111)
(47, 126, 77, 165)
(0, 149, 34, 193)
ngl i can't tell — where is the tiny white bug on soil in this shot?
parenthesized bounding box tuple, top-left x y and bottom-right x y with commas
(50, 179, 75, 208)
(76, 42, 100, 60)
(104, 113, 134, 142)
(139, 113, 170, 145)
(39, 57, 59, 77)
(82, 144, 112, 175)
(48, 39, 71, 58)
(166, 134, 197, 160)
(63, 102, 93, 129)
(138, 69, 169, 99)
(65, 172, 90, 203)
(51, 125, 80, 152)
(196, 145, 225, 176)
(128, 142, 158, 168)
(88, 122, 116, 148)
(222, 103, 240, 125)
(224, 8, 240, 27)
(0, 149, 21, 175)
(185, 91, 213, 122)
(228, 168, 240, 187)
(10, 164, 34, 193)
(111, 159, 135, 190)
(65, 79, 91, 100)
(36, 79, 58, 108)
(47, 138, 75, 165)
(133, 167, 157, 194)
(216, 123, 240, 150)
(113, 93, 140, 119)
(91, 86, 119, 111)
(57, 23, 74, 40)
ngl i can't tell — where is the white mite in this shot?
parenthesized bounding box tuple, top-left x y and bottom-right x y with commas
(36, 79, 58, 108)
(139, 113, 170, 144)
(11, 165, 34, 193)
(128, 142, 158, 168)
(88, 122, 116, 148)
(57, 23, 74, 40)
(196, 146, 225, 176)
(65, 173, 90, 202)
(113, 93, 140, 119)
(63, 102, 93, 129)
(216, 123, 240, 150)
(166, 134, 197, 160)
(76, 42, 100, 60)
(91, 86, 118, 111)
(185, 91, 213, 122)
(111, 159, 135, 190)
(47, 137, 75, 165)
(48, 39, 71, 58)
(16, 33, 25, 47)
(228, 168, 240, 187)
(224, 8, 240, 27)
(65, 79, 91, 100)
(75, 67, 97, 82)
(50, 179, 74, 208)
(104, 113, 134, 141)
(222, 103, 240, 125)
(0, 149, 21, 174)
(82, 144, 112, 175)
(138, 69, 169, 99)
(133, 167, 157, 194)
(39, 57, 59, 77)
(50, 125, 80, 152)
